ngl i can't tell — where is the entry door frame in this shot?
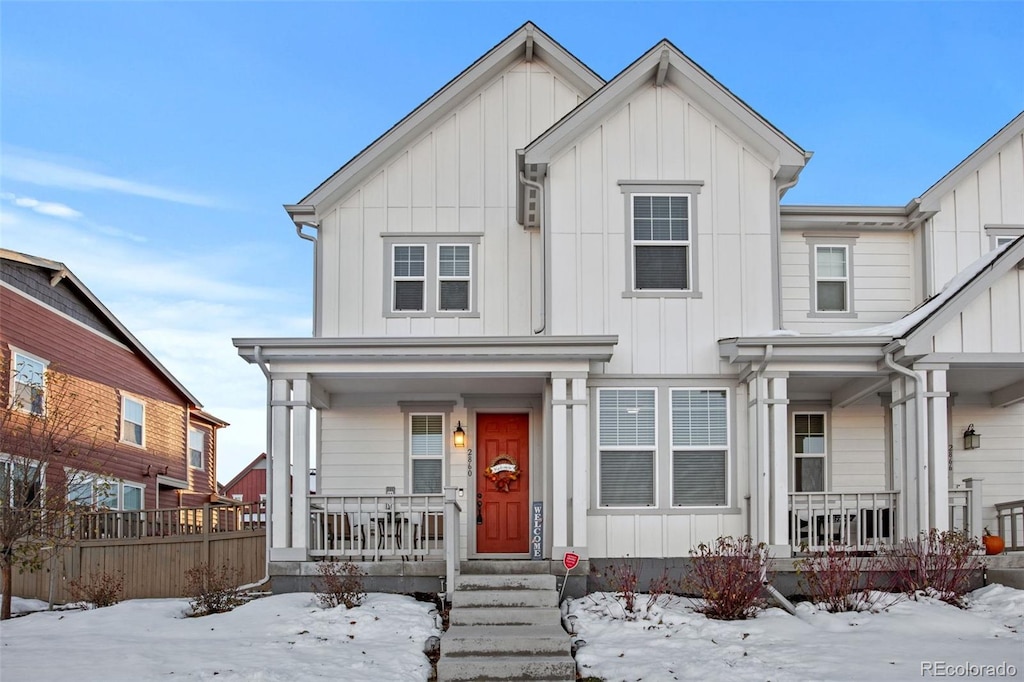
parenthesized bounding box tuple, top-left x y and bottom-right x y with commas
(465, 401, 539, 559)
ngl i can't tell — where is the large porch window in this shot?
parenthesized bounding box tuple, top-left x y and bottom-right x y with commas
(793, 412, 827, 492)
(671, 389, 728, 507)
(597, 389, 656, 507)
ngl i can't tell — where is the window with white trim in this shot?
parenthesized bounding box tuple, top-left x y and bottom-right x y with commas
(68, 475, 144, 510)
(598, 389, 656, 507)
(814, 245, 849, 312)
(410, 414, 444, 494)
(437, 245, 471, 311)
(632, 194, 691, 291)
(671, 389, 728, 507)
(121, 395, 145, 446)
(10, 351, 46, 415)
(392, 244, 426, 312)
(793, 413, 826, 492)
(1, 457, 42, 508)
(189, 427, 205, 469)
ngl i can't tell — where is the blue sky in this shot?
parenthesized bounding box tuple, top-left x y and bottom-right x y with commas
(2, 1, 1022, 479)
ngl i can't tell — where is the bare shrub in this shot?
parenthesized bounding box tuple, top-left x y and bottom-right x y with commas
(313, 560, 365, 609)
(67, 570, 124, 608)
(796, 545, 876, 613)
(646, 568, 674, 611)
(601, 560, 640, 615)
(685, 536, 769, 620)
(185, 562, 244, 616)
(881, 529, 982, 606)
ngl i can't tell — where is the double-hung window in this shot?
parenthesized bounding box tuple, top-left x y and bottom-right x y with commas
(1, 457, 42, 509)
(632, 194, 691, 290)
(69, 477, 144, 510)
(11, 351, 46, 415)
(410, 414, 444, 494)
(671, 389, 728, 507)
(814, 245, 849, 312)
(793, 413, 826, 492)
(598, 389, 656, 507)
(189, 428, 205, 469)
(121, 395, 145, 446)
(437, 245, 471, 311)
(384, 235, 481, 317)
(392, 245, 426, 312)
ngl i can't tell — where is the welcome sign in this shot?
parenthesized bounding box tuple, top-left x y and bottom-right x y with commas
(531, 501, 543, 559)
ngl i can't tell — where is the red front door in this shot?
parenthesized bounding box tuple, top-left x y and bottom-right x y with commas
(476, 413, 529, 554)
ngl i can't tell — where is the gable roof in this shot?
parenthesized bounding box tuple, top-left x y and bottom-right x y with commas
(220, 452, 266, 493)
(523, 39, 810, 183)
(1, 248, 203, 407)
(917, 111, 1024, 212)
(290, 22, 605, 220)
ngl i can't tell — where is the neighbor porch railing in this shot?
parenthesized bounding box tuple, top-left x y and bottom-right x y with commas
(789, 491, 899, 552)
(308, 493, 446, 561)
(948, 478, 984, 538)
(996, 499, 1024, 551)
(74, 501, 266, 541)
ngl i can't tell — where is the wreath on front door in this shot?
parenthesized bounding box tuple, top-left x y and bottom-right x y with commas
(484, 455, 520, 492)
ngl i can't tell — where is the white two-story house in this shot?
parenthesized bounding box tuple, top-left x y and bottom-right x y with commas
(234, 22, 1024, 592)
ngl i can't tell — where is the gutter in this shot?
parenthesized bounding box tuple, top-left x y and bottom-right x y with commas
(519, 171, 546, 334)
(883, 346, 928, 534)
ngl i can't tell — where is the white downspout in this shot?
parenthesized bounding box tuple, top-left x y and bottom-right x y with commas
(774, 178, 800, 330)
(520, 172, 546, 334)
(295, 223, 320, 336)
(239, 344, 273, 592)
(884, 349, 928, 535)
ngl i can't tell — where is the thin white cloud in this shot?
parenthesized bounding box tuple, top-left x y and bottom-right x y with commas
(2, 192, 83, 219)
(1, 152, 220, 208)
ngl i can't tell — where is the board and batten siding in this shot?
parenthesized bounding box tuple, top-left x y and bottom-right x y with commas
(827, 402, 889, 492)
(950, 402, 1024, 532)
(316, 59, 587, 338)
(930, 267, 1024, 353)
(779, 230, 916, 333)
(927, 129, 1024, 295)
(545, 83, 774, 375)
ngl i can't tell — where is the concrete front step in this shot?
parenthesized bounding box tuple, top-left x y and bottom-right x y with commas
(460, 560, 551, 574)
(455, 573, 556, 591)
(449, 606, 562, 626)
(442, 624, 571, 657)
(451, 587, 558, 608)
(436, 654, 576, 682)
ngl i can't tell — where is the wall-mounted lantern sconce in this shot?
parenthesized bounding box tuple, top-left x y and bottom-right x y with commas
(453, 421, 467, 448)
(963, 423, 981, 450)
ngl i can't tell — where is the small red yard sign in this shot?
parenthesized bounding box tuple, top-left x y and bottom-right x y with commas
(563, 552, 580, 571)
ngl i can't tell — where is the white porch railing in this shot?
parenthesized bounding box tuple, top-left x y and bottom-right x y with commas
(996, 499, 1024, 551)
(789, 491, 899, 552)
(948, 478, 983, 538)
(309, 494, 445, 561)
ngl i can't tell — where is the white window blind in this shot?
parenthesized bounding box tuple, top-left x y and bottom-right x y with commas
(815, 245, 848, 312)
(633, 195, 690, 290)
(598, 389, 656, 507)
(393, 245, 426, 311)
(671, 389, 728, 507)
(438, 245, 470, 311)
(410, 414, 443, 494)
(189, 428, 205, 469)
(122, 397, 145, 446)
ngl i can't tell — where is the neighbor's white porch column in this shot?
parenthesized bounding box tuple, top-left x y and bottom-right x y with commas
(767, 376, 789, 546)
(571, 375, 589, 550)
(290, 377, 312, 554)
(270, 378, 293, 557)
(925, 368, 950, 532)
(551, 375, 569, 554)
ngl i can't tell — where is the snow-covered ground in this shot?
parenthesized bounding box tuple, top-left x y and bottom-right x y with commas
(2, 586, 1022, 681)
(0, 593, 440, 682)
(567, 584, 1024, 681)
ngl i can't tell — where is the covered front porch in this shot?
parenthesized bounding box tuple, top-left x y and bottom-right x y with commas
(233, 335, 617, 591)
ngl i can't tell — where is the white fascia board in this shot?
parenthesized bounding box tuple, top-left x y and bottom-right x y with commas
(524, 40, 807, 179)
(917, 111, 1024, 212)
(780, 205, 915, 231)
(300, 23, 604, 214)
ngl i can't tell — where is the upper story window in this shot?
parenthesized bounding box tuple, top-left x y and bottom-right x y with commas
(597, 388, 657, 508)
(671, 389, 729, 507)
(10, 351, 47, 415)
(383, 234, 481, 318)
(189, 427, 205, 469)
(805, 235, 857, 317)
(986, 225, 1023, 251)
(120, 394, 145, 447)
(619, 181, 703, 299)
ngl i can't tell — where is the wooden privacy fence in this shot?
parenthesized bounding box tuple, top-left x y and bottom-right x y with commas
(12, 502, 266, 604)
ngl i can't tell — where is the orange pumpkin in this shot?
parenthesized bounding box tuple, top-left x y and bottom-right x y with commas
(983, 529, 1005, 555)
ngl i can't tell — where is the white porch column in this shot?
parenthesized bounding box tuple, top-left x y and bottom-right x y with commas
(270, 379, 293, 558)
(891, 374, 922, 537)
(768, 376, 789, 546)
(926, 368, 950, 532)
(290, 377, 312, 553)
(571, 376, 589, 550)
(551, 375, 569, 554)
(747, 374, 770, 544)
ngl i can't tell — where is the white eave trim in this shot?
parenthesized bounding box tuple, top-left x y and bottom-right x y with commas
(156, 475, 189, 490)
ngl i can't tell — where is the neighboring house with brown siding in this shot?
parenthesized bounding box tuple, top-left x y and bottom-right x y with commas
(0, 249, 228, 510)
(219, 452, 268, 504)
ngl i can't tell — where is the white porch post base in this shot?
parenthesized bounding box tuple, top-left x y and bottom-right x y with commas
(269, 547, 308, 562)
